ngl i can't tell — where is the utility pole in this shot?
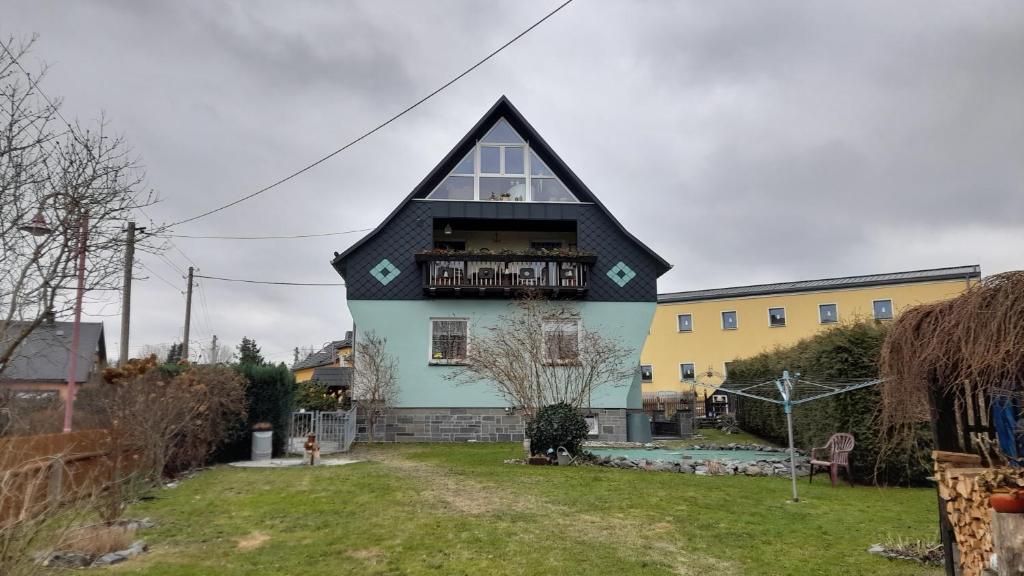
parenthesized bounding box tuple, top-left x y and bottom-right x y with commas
(182, 266, 194, 362)
(210, 334, 219, 364)
(118, 221, 141, 366)
(64, 213, 88, 433)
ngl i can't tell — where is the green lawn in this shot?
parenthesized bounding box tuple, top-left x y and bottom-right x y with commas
(660, 427, 779, 449)
(113, 443, 941, 576)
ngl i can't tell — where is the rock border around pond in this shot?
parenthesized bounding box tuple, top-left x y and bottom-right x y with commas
(592, 454, 810, 477)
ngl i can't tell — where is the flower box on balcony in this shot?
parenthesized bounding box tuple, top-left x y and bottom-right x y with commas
(415, 249, 597, 264)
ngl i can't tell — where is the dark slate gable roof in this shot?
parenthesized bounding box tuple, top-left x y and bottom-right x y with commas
(658, 265, 981, 304)
(0, 321, 106, 382)
(311, 366, 352, 389)
(331, 96, 670, 277)
(292, 331, 353, 371)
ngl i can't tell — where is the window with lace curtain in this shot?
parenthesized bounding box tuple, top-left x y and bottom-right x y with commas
(430, 318, 468, 363)
(543, 319, 580, 363)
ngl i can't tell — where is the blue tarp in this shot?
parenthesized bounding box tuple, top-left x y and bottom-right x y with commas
(992, 395, 1022, 466)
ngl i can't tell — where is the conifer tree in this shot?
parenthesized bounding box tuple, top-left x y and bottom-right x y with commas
(236, 336, 266, 366)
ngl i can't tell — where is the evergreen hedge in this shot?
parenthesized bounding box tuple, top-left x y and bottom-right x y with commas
(729, 322, 931, 485)
(220, 362, 295, 459)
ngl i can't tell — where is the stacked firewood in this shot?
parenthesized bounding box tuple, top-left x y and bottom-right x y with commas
(934, 451, 1024, 576)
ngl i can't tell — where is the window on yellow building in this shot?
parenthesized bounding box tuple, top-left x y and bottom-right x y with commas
(721, 311, 738, 330)
(640, 364, 653, 382)
(819, 303, 838, 324)
(873, 299, 894, 320)
(677, 314, 693, 332)
(769, 307, 786, 327)
(679, 363, 696, 381)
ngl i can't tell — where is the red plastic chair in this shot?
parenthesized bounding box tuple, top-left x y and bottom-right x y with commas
(809, 433, 855, 487)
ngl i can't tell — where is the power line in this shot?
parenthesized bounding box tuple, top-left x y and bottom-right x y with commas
(194, 274, 344, 287)
(162, 227, 374, 240)
(138, 261, 184, 296)
(164, 0, 575, 229)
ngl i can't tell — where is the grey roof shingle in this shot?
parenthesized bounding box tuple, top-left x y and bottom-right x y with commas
(310, 366, 352, 389)
(292, 331, 352, 371)
(658, 265, 981, 303)
(0, 321, 107, 382)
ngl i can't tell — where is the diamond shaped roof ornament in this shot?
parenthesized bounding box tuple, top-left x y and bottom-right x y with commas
(370, 259, 401, 286)
(606, 261, 636, 287)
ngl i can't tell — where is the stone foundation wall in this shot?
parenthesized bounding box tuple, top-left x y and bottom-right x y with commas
(356, 407, 631, 443)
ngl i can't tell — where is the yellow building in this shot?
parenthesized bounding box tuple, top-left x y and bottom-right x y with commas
(292, 331, 353, 383)
(640, 265, 980, 394)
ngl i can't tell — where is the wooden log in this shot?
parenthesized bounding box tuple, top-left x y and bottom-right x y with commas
(992, 511, 1024, 576)
(934, 451, 984, 466)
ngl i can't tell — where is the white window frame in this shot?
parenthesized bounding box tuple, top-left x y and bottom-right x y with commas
(679, 362, 696, 382)
(542, 318, 581, 364)
(721, 310, 739, 330)
(427, 117, 579, 203)
(428, 317, 470, 365)
(872, 298, 895, 320)
(640, 364, 654, 382)
(768, 307, 787, 328)
(818, 303, 839, 324)
(676, 313, 693, 333)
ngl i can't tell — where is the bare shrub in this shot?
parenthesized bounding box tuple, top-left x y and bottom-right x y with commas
(451, 294, 636, 421)
(77, 356, 248, 481)
(56, 524, 135, 556)
(352, 332, 398, 442)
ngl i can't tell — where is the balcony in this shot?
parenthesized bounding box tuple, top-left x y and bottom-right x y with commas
(415, 250, 595, 297)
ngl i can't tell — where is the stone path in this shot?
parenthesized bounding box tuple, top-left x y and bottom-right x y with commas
(228, 458, 361, 468)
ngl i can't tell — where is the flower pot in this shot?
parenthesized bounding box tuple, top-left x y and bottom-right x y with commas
(990, 491, 1024, 513)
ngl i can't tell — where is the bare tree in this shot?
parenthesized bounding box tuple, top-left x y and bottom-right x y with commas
(351, 331, 398, 442)
(451, 294, 636, 421)
(0, 35, 154, 378)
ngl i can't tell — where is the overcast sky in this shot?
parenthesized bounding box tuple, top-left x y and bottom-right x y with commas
(3, 1, 1022, 365)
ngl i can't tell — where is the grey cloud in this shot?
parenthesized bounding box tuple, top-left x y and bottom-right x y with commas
(2, 0, 1021, 363)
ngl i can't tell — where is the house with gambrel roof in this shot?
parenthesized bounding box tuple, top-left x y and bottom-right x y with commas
(331, 97, 670, 442)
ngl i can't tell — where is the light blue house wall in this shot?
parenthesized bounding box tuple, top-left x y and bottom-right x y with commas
(348, 299, 653, 410)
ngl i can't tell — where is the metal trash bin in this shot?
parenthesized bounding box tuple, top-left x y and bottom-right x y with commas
(626, 412, 652, 443)
(251, 430, 273, 461)
(556, 447, 572, 466)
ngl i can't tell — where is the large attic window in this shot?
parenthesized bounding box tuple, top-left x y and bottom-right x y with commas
(427, 118, 578, 203)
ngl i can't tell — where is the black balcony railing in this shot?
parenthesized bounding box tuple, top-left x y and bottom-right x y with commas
(415, 251, 595, 297)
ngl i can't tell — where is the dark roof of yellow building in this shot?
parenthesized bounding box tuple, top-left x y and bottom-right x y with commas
(658, 265, 981, 304)
(292, 331, 352, 371)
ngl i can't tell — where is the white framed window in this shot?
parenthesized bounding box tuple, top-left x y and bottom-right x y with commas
(679, 362, 696, 381)
(640, 364, 653, 382)
(819, 303, 838, 324)
(677, 313, 693, 332)
(430, 318, 468, 363)
(873, 299, 894, 320)
(721, 310, 738, 330)
(768, 307, 786, 327)
(543, 318, 580, 363)
(427, 117, 579, 203)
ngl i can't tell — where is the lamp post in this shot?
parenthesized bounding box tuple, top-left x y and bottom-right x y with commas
(19, 209, 88, 433)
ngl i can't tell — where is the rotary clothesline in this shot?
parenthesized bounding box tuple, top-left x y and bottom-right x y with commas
(716, 371, 884, 502)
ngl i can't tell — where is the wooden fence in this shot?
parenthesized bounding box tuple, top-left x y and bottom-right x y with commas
(0, 429, 139, 525)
